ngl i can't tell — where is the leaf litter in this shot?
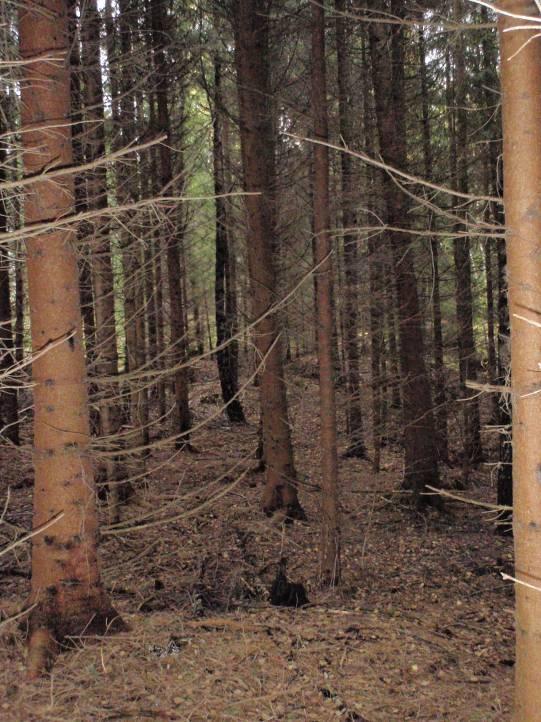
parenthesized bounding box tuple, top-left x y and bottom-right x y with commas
(0, 359, 513, 721)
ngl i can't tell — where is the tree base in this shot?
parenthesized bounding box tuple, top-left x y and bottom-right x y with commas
(262, 486, 307, 522)
(225, 400, 247, 425)
(25, 595, 127, 678)
(342, 442, 368, 460)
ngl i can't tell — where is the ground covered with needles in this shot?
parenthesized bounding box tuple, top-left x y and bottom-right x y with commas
(0, 358, 514, 721)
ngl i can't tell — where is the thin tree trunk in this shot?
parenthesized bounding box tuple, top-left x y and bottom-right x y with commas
(368, 235, 384, 472)
(419, 23, 448, 463)
(311, 1, 340, 584)
(18, 0, 124, 676)
(498, 3, 541, 717)
(481, 5, 513, 521)
(361, 31, 384, 470)
(113, 0, 148, 454)
(233, 0, 304, 518)
(150, 0, 191, 447)
(68, 1, 98, 434)
(385, 263, 401, 411)
(80, 0, 128, 513)
(369, 0, 440, 506)
(147, 90, 167, 420)
(335, 0, 365, 459)
(484, 237, 497, 387)
(213, 56, 246, 424)
(450, 0, 483, 469)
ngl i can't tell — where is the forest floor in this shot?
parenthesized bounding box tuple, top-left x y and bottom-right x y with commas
(0, 358, 514, 721)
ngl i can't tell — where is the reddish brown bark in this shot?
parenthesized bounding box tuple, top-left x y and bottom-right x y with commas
(448, 4, 482, 468)
(213, 56, 246, 424)
(335, 0, 365, 460)
(18, 0, 123, 676)
(80, 0, 127, 515)
(150, 0, 191, 447)
(369, 0, 440, 505)
(498, 3, 541, 717)
(311, 1, 340, 584)
(419, 23, 448, 463)
(233, 0, 304, 518)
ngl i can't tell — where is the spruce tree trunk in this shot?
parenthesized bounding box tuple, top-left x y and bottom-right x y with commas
(498, 2, 541, 717)
(311, 1, 340, 584)
(81, 0, 126, 513)
(369, 0, 440, 505)
(485, 235, 497, 386)
(105, 0, 139, 445)
(419, 23, 448, 463)
(18, 0, 123, 676)
(146, 91, 167, 421)
(233, 0, 304, 518)
(213, 57, 246, 424)
(68, 1, 98, 434)
(150, 0, 191, 447)
(361, 31, 384, 471)
(109, 0, 149, 455)
(335, 0, 365, 459)
(449, 2, 482, 469)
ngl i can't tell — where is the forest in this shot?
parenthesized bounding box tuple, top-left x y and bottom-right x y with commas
(0, 0, 540, 719)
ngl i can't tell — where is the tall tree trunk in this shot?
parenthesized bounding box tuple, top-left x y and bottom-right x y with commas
(361, 30, 384, 471)
(233, 0, 304, 518)
(311, 1, 340, 584)
(150, 0, 191, 447)
(18, 0, 123, 676)
(213, 56, 246, 424)
(0, 92, 19, 444)
(335, 0, 365, 459)
(484, 238, 497, 393)
(498, 3, 541, 718)
(419, 23, 448, 463)
(369, 0, 440, 506)
(68, 0, 98, 434)
(146, 86, 167, 422)
(81, 0, 126, 514)
(112, 0, 149, 454)
(480, 4, 513, 522)
(385, 261, 401, 411)
(450, 0, 483, 469)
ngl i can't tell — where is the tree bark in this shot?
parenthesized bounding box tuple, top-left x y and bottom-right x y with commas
(233, 0, 304, 518)
(213, 56, 246, 424)
(369, 0, 440, 505)
(18, 0, 123, 676)
(68, 0, 98, 434)
(419, 23, 448, 463)
(335, 0, 365, 459)
(498, 3, 541, 717)
(480, 8, 513, 521)
(150, 0, 191, 447)
(311, 1, 340, 584)
(81, 0, 128, 514)
(450, 0, 483, 469)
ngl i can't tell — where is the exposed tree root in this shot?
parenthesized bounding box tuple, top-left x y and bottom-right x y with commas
(25, 599, 127, 678)
(26, 628, 56, 679)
